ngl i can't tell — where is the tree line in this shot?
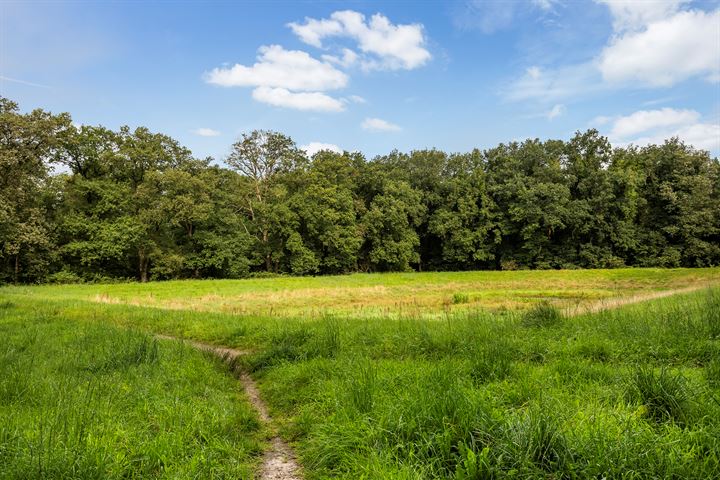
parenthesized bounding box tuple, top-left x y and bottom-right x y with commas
(1, 97, 719, 283)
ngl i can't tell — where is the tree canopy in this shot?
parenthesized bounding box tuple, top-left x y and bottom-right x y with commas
(1, 97, 718, 283)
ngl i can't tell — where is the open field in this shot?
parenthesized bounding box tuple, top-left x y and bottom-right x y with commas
(5, 267, 720, 318)
(2, 268, 720, 478)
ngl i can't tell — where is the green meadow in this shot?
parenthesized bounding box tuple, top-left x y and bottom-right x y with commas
(2, 268, 720, 478)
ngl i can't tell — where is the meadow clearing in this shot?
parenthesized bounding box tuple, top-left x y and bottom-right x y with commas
(2, 268, 720, 478)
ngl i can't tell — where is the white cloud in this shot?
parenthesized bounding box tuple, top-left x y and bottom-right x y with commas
(589, 115, 612, 127)
(322, 48, 359, 68)
(347, 94, 366, 104)
(0, 75, 52, 89)
(526, 66, 542, 80)
(288, 10, 431, 70)
(595, 0, 689, 32)
(453, 0, 559, 33)
(192, 127, 221, 137)
(609, 108, 699, 138)
(505, 62, 603, 102)
(605, 107, 719, 152)
(532, 0, 559, 11)
(204, 45, 348, 112)
(506, 2, 720, 102)
(301, 142, 342, 156)
(599, 9, 720, 87)
(546, 104, 565, 120)
(204, 45, 347, 91)
(252, 87, 345, 112)
(631, 123, 720, 152)
(361, 117, 402, 132)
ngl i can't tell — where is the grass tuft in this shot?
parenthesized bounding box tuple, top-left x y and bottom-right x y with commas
(522, 301, 563, 328)
(628, 366, 690, 425)
(452, 293, 470, 304)
(503, 405, 571, 472)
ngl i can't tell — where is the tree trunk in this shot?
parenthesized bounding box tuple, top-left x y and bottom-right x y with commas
(14, 254, 19, 285)
(138, 248, 149, 283)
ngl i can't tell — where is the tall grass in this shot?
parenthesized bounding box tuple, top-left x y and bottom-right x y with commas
(2, 281, 720, 479)
(0, 300, 263, 479)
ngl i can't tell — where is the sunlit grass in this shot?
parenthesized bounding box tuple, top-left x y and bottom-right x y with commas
(4, 267, 719, 318)
(2, 271, 719, 478)
(0, 301, 263, 479)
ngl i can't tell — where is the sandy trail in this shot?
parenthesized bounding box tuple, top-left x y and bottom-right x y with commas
(155, 335, 301, 480)
(565, 285, 707, 316)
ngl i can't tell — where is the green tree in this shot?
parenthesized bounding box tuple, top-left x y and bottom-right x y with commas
(361, 180, 426, 272)
(226, 130, 302, 271)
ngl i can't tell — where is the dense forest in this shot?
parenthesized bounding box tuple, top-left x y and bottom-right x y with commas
(1, 96, 719, 283)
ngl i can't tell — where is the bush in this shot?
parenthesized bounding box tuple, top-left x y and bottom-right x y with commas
(45, 270, 83, 284)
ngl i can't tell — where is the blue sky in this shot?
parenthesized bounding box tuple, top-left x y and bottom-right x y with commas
(2, 0, 719, 160)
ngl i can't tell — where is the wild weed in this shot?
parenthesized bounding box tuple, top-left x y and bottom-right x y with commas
(346, 359, 377, 414)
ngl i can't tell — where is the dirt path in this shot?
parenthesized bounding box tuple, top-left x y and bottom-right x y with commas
(565, 285, 708, 316)
(155, 335, 302, 480)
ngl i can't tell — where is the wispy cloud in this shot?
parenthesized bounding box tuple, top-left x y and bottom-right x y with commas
(361, 117, 402, 132)
(602, 107, 720, 152)
(301, 142, 342, 156)
(0, 75, 52, 89)
(192, 128, 221, 137)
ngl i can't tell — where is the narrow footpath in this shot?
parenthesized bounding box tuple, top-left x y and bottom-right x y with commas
(155, 335, 302, 480)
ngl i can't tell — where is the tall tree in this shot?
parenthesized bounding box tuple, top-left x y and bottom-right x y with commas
(226, 130, 302, 271)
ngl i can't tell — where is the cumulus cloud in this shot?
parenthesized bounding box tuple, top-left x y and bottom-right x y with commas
(205, 45, 347, 91)
(288, 10, 431, 70)
(609, 108, 699, 138)
(252, 87, 345, 112)
(599, 9, 720, 86)
(322, 48, 359, 68)
(204, 45, 349, 112)
(595, 0, 689, 32)
(206, 12, 428, 112)
(605, 107, 719, 152)
(301, 142, 343, 156)
(506, 2, 719, 102)
(362, 117, 402, 132)
(192, 128, 221, 137)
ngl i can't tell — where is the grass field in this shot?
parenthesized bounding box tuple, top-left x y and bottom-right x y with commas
(2, 268, 720, 478)
(5, 267, 720, 318)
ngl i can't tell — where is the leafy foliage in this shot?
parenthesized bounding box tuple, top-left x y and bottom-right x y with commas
(1, 96, 719, 283)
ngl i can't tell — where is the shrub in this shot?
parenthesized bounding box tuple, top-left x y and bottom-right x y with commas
(45, 270, 83, 284)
